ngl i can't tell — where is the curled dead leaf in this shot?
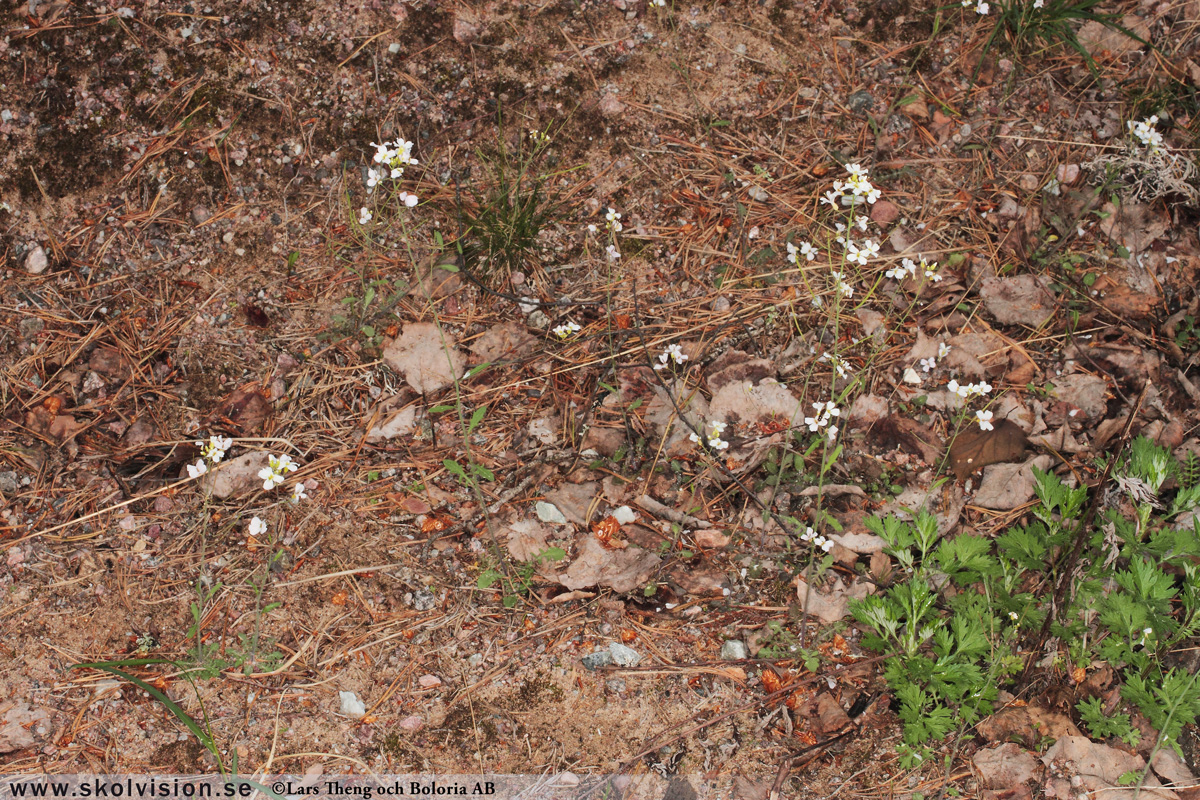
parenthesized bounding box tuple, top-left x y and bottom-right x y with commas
(949, 419, 1027, 481)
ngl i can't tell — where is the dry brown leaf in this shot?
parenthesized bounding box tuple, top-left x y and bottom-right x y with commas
(382, 322, 467, 394)
(974, 456, 1053, 510)
(949, 420, 1028, 481)
(977, 705, 1082, 747)
(506, 519, 553, 562)
(705, 349, 774, 393)
(973, 743, 1041, 790)
(468, 320, 538, 362)
(553, 535, 661, 594)
(979, 275, 1057, 328)
(871, 415, 943, 464)
(793, 575, 874, 623)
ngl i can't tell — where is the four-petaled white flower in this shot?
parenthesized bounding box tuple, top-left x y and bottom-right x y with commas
(292, 483, 308, 502)
(805, 400, 841, 432)
(976, 1, 989, 13)
(186, 459, 208, 479)
(247, 516, 267, 537)
(976, 409, 994, 431)
(358, 207, 372, 225)
(398, 191, 418, 208)
(820, 352, 852, 379)
(938, 342, 951, 359)
(258, 453, 299, 491)
(691, 419, 729, 450)
(196, 435, 233, 462)
(553, 321, 582, 339)
(1128, 116, 1165, 155)
(605, 207, 623, 232)
(606, 244, 621, 261)
(654, 343, 689, 370)
(1033, 0, 1043, 7)
(920, 357, 936, 373)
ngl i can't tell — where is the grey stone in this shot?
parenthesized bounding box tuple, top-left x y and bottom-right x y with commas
(608, 643, 642, 667)
(582, 650, 614, 670)
(847, 90, 874, 113)
(720, 640, 748, 660)
(24, 246, 48, 274)
(0, 471, 18, 494)
(411, 589, 437, 611)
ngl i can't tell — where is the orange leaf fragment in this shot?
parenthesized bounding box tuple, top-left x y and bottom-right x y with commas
(331, 590, 349, 606)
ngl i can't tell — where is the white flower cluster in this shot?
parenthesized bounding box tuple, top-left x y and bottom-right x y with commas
(786, 240, 818, 264)
(962, 0, 989, 14)
(822, 163, 881, 207)
(947, 379, 995, 430)
(918, 343, 952, 374)
(830, 270, 855, 298)
(800, 526, 834, 553)
(553, 320, 582, 339)
(820, 351, 852, 379)
(886, 257, 943, 282)
(605, 207, 623, 232)
(258, 453, 299, 491)
(365, 136, 420, 206)
(1127, 116, 1165, 156)
(653, 343, 688, 370)
(689, 420, 730, 450)
(805, 401, 841, 442)
(187, 435, 233, 478)
(845, 239, 880, 266)
(947, 379, 992, 400)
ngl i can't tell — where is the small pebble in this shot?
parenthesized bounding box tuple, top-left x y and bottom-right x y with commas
(720, 640, 748, 660)
(24, 245, 48, 275)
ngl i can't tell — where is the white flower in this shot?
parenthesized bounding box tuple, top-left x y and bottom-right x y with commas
(1033, 0, 1043, 7)
(198, 435, 232, 462)
(358, 207, 372, 225)
(1128, 116, 1165, 155)
(587, 224, 598, 233)
(820, 352, 851, 379)
(822, 189, 841, 208)
(186, 459, 208, 479)
(272, 454, 298, 473)
(920, 357, 936, 373)
(799, 241, 818, 260)
(247, 516, 267, 537)
(921, 259, 942, 281)
(938, 342, 951, 359)
(398, 191, 418, 208)
(855, 216, 869, 232)
(258, 466, 284, 491)
(366, 168, 381, 189)
(947, 379, 970, 399)
(845, 241, 870, 266)
(786, 241, 799, 264)
(292, 483, 308, 502)
(845, 163, 867, 178)
(553, 321, 582, 339)
(689, 432, 701, 444)
(975, 381, 993, 395)
(975, 0, 989, 12)
(976, 409, 994, 431)
(801, 526, 816, 542)
(654, 343, 688, 370)
(827, 424, 839, 443)
(605, 207, 623, 232)
(1009, 611, 1019, 621)
(606, 244, 621, 261)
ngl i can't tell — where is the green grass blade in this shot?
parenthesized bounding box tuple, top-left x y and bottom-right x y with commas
(72, 660, 218, 755)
